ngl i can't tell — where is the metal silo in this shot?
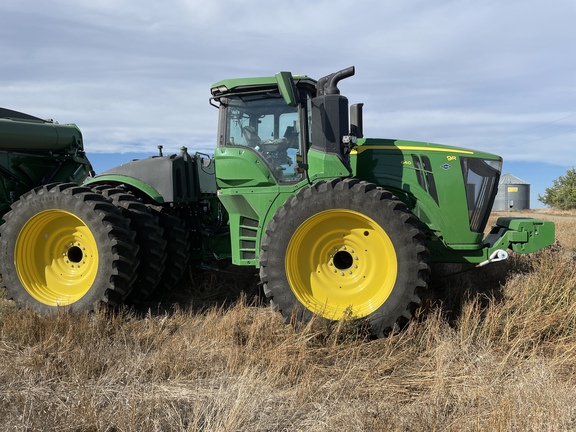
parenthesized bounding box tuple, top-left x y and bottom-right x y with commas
(493, 173, 530, 210)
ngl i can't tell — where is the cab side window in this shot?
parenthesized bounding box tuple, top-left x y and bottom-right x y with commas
(226, 99, 303, 183)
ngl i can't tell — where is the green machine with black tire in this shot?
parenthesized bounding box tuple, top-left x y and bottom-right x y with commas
(0, 68, 555, 337)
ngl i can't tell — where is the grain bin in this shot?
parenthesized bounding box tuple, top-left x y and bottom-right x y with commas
(493, 173, 530, 210)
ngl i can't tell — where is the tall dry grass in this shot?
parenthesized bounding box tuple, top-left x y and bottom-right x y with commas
(1, 210, 576, 431)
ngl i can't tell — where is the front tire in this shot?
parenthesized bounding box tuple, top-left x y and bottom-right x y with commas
(0, 183, 139, 313)
(259, 178, 429, 337)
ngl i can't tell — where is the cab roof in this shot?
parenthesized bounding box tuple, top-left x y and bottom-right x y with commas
(210, 74, 314, 97)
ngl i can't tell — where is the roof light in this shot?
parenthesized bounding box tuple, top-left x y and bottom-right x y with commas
(211, 85, 229, 96)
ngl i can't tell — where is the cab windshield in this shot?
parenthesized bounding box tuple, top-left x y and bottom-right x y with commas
(222, 92, 304, 183)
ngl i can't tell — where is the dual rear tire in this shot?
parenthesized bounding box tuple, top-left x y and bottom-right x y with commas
(0, 182, 190, 313)
(0, 183, 138, 313)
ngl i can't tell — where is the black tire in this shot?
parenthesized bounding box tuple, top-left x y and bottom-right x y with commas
(0, 183, 139, 313)
(91, 186, 167, 301)
(259, 178, 430, 337)
(145, 205, 190, 296)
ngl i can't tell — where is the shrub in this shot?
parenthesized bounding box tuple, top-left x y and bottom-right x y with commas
(538, 167, 576, 209)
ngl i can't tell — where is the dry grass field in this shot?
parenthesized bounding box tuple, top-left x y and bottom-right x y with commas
(1, 209, 576, 431)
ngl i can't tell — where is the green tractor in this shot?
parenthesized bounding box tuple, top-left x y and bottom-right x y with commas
(0, 67, 555, 336)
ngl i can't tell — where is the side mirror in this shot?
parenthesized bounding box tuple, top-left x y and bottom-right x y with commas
(275, 71, 298, 107)
(350, 103, 364, 138)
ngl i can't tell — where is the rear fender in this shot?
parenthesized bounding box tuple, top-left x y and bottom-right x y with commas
(84, 151, 212, 204)
(84, 174, 164, 203)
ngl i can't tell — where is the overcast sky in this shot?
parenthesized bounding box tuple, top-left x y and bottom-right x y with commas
(2, 0, 575, 205)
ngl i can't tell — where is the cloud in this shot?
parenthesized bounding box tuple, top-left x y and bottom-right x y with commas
(2, 0, 575, 169)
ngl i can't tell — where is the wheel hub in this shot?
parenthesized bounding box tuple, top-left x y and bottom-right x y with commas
(15, 210, 99, 306)
(66, 243, 85, 264)
(331, 247, 355, 274)
(286, 209, 397, 319)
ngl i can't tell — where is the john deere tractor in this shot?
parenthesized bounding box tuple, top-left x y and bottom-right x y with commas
(0, 67, 555, 337)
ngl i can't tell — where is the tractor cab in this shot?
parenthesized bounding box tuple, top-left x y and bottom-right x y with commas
(210, 67, 362, 188)
(210, 73, 314, 187)
(214, 87, 304, 184)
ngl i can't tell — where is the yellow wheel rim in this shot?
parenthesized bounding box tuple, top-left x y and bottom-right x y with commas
(15, 210, 99, 306)
(286, 209, 397, 319)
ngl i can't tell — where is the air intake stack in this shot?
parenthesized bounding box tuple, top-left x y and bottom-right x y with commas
(311, 66, 356, 157)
